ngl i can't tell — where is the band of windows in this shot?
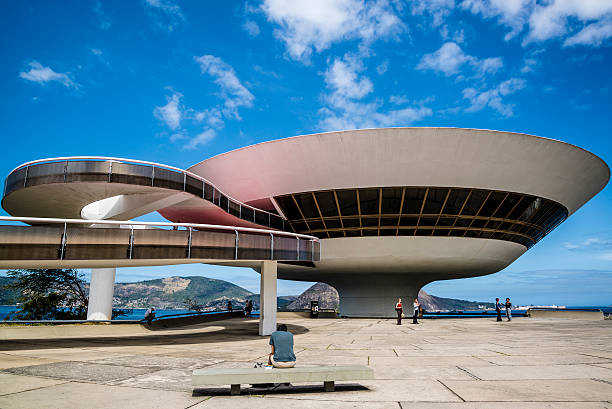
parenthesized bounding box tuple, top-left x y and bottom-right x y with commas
(274, 187, 568, 249)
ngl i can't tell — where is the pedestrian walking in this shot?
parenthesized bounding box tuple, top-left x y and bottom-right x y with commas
(412, 298, 420, 324)
(505, 297, 512, 321)
(495, 298, 502, 322)
(395, 298, 403, 325)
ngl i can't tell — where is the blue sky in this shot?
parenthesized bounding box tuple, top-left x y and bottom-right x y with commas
(1, 0, 611, 305)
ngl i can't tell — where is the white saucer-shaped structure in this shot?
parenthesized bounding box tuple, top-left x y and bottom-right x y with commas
(1, 127, 608, 318)
(185, 128, 609, 317)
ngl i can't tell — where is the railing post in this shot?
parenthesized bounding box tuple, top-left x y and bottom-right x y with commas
(63, 160, 68, 183)
(296, 237, 300, 261)
(187, 227, 192, 259)
(59, 222, 67, 260)
(23, 166, 29, 188)
(311, 239, 314, 261)
(108, 161, 112, 183)
(183, 172, 186, 191)
(234, 230, 239, 260)
(270, 233, 274, 260)
(151, 166, 155, 187)
(128, 225, 134, 259)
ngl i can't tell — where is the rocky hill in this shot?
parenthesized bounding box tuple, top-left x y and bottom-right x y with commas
(287, 282, 493, 311)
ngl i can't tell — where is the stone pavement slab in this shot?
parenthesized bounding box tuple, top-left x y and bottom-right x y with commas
(461, 364, 612, 381)
(4, 361, 154, 382)
(0, 373, 67, 396)
(398, 403, 612, 408)
(478, 353, 611, 366)
(0, 352, 59, 369)
(442, 379, 612, 401)
(0, 381, 207, 409)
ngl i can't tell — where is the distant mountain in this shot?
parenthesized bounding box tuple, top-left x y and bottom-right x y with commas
(287, 282, 339, 310)
(287, 282, 494, 312)
(113, 276, 254, 309)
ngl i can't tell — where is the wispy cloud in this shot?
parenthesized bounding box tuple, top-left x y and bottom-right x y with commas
(462, 77, 526, 117)
(459, 0, 612, 47)
(19, 61, 78, 88)
(144, 0, 185, 32)
(318, 53, 432, 131)
(564, 237, 612, 251)
(260, 0, 404, 63)
(417, 42, 503, 78)
(93, 0, 112, 30)
(154, 56, 254, 149)
(243, 20, 260, 37)
(194, 55, 254, 119)
(153, 92, 182, 130)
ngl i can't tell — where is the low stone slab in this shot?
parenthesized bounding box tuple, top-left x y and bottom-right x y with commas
(192, 365, 374, 395)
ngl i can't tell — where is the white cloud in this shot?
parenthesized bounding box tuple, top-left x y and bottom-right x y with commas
(417, 42, 503, 78)
(460, 0, 531, 40)
(411, 0, 455, 27)
(19, 61, 77, 88)
(184, 129, 216, 150)
(376, 60, 389, 75)
(153, 92, 182, 130)
(417, 42, 470, 76)
(462, 77, 526, 117)
(460, 0, 612, 47)
(319, 54, 431, 131)
(243, 20, 260, 37)
(144, 0, 185, 32)
(260, 0, 403, 62)
(93, 0, 112, 30)
(564, 18, 612, 47)
(194, 55, 254, 119)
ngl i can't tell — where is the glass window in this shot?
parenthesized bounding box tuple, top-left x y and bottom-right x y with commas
(358, 188, 379, 215)
(337, 189, 358, 216)
(314, 191, 338, 217)
(295, 193, 318, 219)
(381, 188, 403, 214)
(422, 188, 449, 214)
(461, 189, 489, 216)
(442, 188, 469, 215)
(478, 192, 507, 217)
(402, 188, 426, 215)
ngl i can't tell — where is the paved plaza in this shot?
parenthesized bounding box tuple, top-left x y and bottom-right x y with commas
(0, 316, 611, 408)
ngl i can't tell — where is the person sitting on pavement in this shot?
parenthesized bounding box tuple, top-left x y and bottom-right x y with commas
(268, 324, 296, 368)
(144, 307, 156, 324)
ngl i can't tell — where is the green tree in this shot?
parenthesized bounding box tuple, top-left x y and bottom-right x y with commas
(2, 269, 129, 320)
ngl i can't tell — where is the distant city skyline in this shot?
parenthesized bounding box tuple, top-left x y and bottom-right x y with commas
(1, 1, 610, 305)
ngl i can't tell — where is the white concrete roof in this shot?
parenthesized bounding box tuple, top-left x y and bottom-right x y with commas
(189, 128, 609, 215)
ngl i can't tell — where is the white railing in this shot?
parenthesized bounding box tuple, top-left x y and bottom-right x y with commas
(7, 156, 281, 220)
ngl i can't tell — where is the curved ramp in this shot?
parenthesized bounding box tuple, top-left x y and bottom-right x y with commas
(0, 216, 319, 269)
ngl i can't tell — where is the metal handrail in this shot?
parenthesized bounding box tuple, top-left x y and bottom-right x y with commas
(6, 156, 281, 220)
(0, 216, 318, 240)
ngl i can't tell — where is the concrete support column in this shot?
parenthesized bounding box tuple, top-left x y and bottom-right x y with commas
(258, 260, 277, 336)
(326, 274, 428, 318)
(87, 268, 116, 320)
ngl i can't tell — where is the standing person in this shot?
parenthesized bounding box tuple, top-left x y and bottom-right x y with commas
(227, 300, 233, 313)
(395, 298, 403, 325)
(505, 297, 512, 321)
(412, 298, 420, 324)
(495, 298, 502, 322)
(245, 300, 253, 317)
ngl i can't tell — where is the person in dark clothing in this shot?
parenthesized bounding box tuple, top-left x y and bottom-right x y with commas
(144, 307, 156, 324)
(268, 324, 296, 368)
(495, 298, 502, 322)
(395, 298, 403, 325)
(412, 298, 420, 324)
(227, 300, 233, 313)
(244, 300, 253, 317)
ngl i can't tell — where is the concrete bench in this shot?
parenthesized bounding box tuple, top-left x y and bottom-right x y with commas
(192, 365, 374, 395)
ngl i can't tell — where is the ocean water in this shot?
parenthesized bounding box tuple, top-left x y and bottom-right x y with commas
(1, 305, 609, 321)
